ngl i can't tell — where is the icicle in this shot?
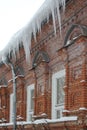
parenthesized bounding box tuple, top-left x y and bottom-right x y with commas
(22, 29, 32, 63)
(51, 9, 57, 35)
(32, 22, 37, 42)
(50, 0, 56, 35)
(14, 33, 20, 58)
(46, 8, 50, 23)
(16, 39, 20, 58)
(0, 0, 65, 63)
(8, 45, 11, 58)
(56, 0, 62, 34)
(2, 56, 9, 67)
(36, 17, 42, 33)
(12, 48, 16, 61)
(61, 0, 66, 12)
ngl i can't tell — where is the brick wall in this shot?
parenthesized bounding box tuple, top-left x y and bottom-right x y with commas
(0, 0, 87, 129)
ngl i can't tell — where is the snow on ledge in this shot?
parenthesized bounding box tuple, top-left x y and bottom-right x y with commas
(47, 116, 77, 123)
(79, 107, 87, 111)
(0, 121, 32, 127)
(0, 116, 77, 127)
(63, 109, 70, 113)
(80, 80, 86, 83)
(33, 116, 77, 124)
(0, 0, 65, 63)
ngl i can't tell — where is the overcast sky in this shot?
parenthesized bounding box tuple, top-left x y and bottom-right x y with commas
(0, 0, 45, 51)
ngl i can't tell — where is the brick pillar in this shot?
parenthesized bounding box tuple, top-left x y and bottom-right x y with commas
(63, 37, 87, 117)
(16, 77, 25, 121)
(80, 54, 87, 108)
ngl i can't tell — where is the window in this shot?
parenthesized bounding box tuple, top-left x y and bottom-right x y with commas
(27, 84, 34, 121)
(52, 70, 65, 119)
(10, 93, 14, 122)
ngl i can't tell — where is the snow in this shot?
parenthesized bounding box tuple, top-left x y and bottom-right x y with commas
(79, 107, 87, 110)
(41, 113, 47, 116)
(33, 119, 48, 124)
(17, 115, 23, 120)
(48, 116, 77, 123)
(0, 0, 65, 63)
(0, 116, 78, 127)
(66, 40, 71, 46)
(33, 116, 77, 124)
(80, 80, 86, 83)
(63, 109, 70, 112)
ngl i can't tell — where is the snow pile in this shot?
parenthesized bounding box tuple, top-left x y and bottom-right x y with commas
(33, 119, 48, 125)
(0, 0, 65, 63)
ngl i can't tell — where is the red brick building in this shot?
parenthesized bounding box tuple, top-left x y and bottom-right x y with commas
(0, 0, 87, 129)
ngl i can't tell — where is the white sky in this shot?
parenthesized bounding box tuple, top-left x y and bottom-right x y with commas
(0, 0, 45, 51)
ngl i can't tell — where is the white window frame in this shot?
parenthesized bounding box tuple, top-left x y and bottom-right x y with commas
(10, 93, 14, 122)
(26, 84, 34, 121)
(52, 69, 65, 119)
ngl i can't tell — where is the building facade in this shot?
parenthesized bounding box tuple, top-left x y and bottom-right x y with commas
(0, 0, 87, 129)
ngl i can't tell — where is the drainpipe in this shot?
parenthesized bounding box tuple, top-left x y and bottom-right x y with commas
(2, 57, 17, 130)
(9, 63, 16, 130)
